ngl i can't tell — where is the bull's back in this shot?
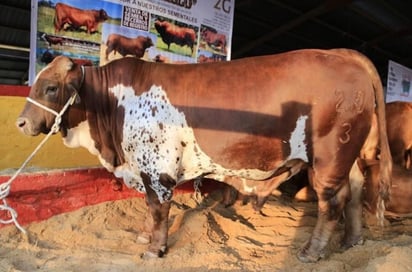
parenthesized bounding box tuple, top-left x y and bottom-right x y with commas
(55, 3, 94, 24)
(55, 3, 77, 17)
(149, 49, 372, 111)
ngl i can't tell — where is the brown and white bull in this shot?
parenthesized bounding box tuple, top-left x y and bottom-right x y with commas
(16, 49, 392, 263)
(105, 34, 153, 61)
(54, 3, 108, 34)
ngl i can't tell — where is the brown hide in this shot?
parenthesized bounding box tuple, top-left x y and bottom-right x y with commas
(54, 3, 108, 34)
(105, 34, 153, 60)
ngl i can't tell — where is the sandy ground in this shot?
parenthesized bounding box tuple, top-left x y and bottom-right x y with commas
(0, 190, 412, 272)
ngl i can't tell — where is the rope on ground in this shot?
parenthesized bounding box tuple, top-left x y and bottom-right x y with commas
(0, 92, 78, 234)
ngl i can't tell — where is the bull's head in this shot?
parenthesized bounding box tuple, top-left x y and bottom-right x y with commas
(154, 20, 166, 33)
(99, 9, 109, 21)
(144, 37, 154, 49)
(16, 56, 83, 136)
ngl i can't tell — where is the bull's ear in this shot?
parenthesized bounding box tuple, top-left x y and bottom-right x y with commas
(63, 60, 84, 101)
(66, 83, 82, 104)
(63, 58, 74, 71)
(53, 55, 74, 71)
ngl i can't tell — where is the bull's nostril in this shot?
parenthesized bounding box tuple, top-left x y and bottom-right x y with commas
(16, 117, 26, 128)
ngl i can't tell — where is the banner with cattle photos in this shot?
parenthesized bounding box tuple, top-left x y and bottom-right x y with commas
(386, 60, 412, 103)
(29, 0, 235, 84)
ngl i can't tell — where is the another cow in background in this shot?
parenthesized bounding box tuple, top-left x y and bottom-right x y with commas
(54, 3, 108, 34)
(362, 160, 412, 217)
(386, 101, 412, 169)
(105, 34, 153, 60)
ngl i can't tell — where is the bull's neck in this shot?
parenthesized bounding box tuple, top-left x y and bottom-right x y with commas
(59, 65, 88, 136)
(76, 64, 126, 168)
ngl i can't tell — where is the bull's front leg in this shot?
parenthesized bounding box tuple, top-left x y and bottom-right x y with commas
(139, 172, 173, 258)
(137, 199, 154, 244)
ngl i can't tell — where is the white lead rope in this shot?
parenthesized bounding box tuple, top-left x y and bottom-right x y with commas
(0, 91, 78, 234)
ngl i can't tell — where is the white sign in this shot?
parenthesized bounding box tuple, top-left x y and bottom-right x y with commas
(386, 60, 412, 103)
(29, 0, 235, 84)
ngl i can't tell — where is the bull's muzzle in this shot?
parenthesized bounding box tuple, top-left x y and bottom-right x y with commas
(16, 116, 39, 136)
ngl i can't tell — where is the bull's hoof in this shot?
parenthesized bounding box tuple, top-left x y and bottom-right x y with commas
(141, 251, 160, 259)
(341, 235, 364, 250)
(141, 246, 167, 259)
(296, 246, 324, 263)
(252, 196, 268, 212)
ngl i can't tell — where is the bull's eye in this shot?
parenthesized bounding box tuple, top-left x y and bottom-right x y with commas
(45, 86, 58, 95)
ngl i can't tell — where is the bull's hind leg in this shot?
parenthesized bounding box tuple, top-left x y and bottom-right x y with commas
(140, 172, 172, 258)
(297, 171, 351, 262)
(342, 161, 365, 248)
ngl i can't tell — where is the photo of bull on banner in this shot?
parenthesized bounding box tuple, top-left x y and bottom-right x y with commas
(29, 0, 233, 84)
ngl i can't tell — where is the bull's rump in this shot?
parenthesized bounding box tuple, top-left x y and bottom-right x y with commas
(104, 49, 375, 171)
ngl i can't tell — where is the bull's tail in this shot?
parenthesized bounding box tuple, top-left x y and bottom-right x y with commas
(352, 50, 392, 225)
(372, 65, 392, 226)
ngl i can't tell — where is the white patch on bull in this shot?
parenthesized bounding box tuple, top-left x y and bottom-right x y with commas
(63, 121, 94, 149)
(109, 84, 283, 202)
(287, 115, 309, 162)
(63, 120, 115, 172)
(113, 164, 146, 193)
(241, 178, 256, 193)
(63, 120, 146, 193)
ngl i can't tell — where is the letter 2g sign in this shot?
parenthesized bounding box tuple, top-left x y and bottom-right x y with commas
(214, 0, 231, 14)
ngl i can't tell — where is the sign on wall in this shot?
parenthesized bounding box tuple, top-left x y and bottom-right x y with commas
(29, 0, 234, 84)
(386, 60, 412, 103)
